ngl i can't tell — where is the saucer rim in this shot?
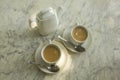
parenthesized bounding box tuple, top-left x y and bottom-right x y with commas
(62, 27, 92, 53)
(34, 40, 69, 74)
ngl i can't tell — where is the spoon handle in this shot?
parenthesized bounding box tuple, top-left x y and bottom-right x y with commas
(58, 35, 67, 42)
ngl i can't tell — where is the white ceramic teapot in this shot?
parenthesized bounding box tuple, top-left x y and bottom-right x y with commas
(29, 7, 62, 36)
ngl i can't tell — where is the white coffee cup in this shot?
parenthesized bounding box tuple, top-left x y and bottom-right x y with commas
(67, 23, 88, 45)
(36, 40, 67, 72)
(29, 7, 62, 36)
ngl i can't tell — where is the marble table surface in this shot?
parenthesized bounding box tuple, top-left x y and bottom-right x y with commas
(0, 0, 120, 80)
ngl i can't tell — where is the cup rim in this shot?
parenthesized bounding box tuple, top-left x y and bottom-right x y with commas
(41, 44, 61, 64)
(71, 25, 88, 43)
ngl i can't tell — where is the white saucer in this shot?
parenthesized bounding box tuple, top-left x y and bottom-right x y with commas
(34, 40, 69, 74)
(62, 27, 92, 53)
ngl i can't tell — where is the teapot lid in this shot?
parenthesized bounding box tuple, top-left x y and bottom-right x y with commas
(37, 7, 55, 20)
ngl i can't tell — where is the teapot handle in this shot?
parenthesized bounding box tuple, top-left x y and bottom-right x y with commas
(29, 14, 38, 29)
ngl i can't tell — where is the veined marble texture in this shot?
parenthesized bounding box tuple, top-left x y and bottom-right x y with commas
(0, 0, 120, 80)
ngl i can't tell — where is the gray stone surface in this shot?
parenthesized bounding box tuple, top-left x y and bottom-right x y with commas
(0, 0, 120, 80)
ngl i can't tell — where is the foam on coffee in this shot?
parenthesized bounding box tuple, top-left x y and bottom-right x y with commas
(72, 26, 88, 41)
(43, 45, 60, 62)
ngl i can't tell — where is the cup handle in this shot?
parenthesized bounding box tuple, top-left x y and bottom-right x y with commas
(48, 39, 52, 44)
(76, 22, 80, 25)
(74, 17, 80, 26)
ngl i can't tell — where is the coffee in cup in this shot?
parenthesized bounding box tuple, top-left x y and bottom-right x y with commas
(71, 26, 88, 42)
(42, 44, 60, 63)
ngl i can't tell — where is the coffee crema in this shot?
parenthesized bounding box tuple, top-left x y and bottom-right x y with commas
(43, 45, 60, 62)
(72, 26, 87, 41)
